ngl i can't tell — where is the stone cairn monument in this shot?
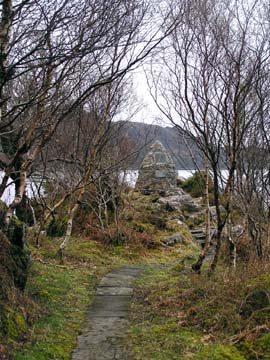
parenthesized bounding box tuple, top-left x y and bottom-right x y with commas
(136, 140, 177, 194)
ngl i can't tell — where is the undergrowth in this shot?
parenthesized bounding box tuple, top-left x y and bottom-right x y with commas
(129, 261, 270, 359)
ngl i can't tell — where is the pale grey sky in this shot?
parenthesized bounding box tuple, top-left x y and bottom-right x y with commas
(131, 69, 172, 126)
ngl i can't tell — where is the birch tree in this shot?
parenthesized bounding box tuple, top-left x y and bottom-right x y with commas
(0, 0, 175, 231)
(150, 0, 270, 271)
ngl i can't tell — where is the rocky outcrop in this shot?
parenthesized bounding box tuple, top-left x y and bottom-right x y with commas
(162, 234, 183, 246)
(158, 190, 201, 213)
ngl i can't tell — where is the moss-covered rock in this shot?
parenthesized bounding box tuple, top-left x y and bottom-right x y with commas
(6, 217, 31, 290)
(0, 230, 29, 346)
(10, 244, 30, 291)
(8, 216, 25, 247)
(0, 232, 15, 299)
(0, 200, 7, 228)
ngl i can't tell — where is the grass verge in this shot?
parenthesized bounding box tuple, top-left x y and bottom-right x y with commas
(128, 261, 270, 360)
(12, 262, 94, 360)
(3, 234, 191, 359)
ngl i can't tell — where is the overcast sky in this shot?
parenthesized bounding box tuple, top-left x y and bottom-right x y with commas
(131, 68, 172, 127)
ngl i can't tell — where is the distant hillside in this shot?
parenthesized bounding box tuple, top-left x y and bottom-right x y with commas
(117, 121, 204, 170)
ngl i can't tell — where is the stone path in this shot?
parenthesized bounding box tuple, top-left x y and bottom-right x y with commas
(190, 228, 215, 261)
(72, 266, 141, 360)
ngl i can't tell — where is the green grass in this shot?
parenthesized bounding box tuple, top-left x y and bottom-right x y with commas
(8, 232, 192, 359)
(128, 260, 202, 360)
(12, 262, 95, 360)
(128, 261, 270, 360)
(130, 322, 202, 360)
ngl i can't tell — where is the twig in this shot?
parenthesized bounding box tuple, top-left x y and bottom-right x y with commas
(227, 325, 270, 345)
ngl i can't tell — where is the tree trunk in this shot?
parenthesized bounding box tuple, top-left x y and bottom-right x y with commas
(0, 0, 12, 101)
(35, 190, 73, 247)
(209, 170, 225, 273)
(4, 170, 27, 230)
(58, 201, 80, 261)
(227, 213, 236, 269)
(267, 207, 270, 259)
(192, 157, 211, 273)
(58, 153, 97, 259)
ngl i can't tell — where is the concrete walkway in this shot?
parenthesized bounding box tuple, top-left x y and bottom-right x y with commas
(72, 266, 141, 360)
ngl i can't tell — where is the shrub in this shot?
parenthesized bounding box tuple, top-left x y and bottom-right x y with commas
(180, 171, 214, 202)
(16, 194, 35, 225)
(47, 216, 68, 237)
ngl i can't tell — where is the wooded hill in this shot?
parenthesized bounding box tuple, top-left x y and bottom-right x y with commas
(117, 121, 204, 170)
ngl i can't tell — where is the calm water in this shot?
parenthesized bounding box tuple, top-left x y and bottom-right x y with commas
(0, 170, 197, 204)
(124, 170, 196, 187)
(124, 169, 229, 187)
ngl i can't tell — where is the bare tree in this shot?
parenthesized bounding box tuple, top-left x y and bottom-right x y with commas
(149, 0, 270, 271)
(0, 0, 176, 232)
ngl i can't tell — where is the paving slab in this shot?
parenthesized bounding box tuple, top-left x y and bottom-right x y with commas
(72, 266, 141, 360)
(99, 275, 135, 288)
(96, 287, 133, 296)
(110, 268, 141, 275)
(88, 295, 131, 314)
